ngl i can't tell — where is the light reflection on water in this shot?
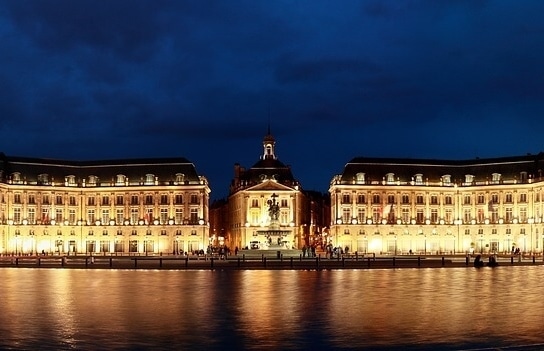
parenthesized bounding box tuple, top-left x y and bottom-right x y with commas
(0, 267, 543, 350)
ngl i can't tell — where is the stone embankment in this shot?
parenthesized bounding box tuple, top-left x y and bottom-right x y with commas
(0, 252, 542, 270)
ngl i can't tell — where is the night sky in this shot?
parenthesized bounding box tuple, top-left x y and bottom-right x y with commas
(1, 1, 543, 199)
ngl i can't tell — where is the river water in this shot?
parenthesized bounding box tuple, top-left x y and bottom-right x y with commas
(0, 266, 543, 350)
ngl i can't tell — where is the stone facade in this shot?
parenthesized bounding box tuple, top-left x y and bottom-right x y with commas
(329, 154, 544, 255)
(0, 154, 210, 255)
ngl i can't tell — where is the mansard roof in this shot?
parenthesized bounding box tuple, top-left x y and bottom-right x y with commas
(0, 153, 204, 186)
(338, 153, 544, 185)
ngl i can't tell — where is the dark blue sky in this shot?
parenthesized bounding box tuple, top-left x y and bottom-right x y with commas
(1, 1, 544, 199)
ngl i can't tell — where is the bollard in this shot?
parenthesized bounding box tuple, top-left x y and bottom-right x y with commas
(85, 257, 88, 268)
(466, 256, 469, 266)
(290, 256, 293, 268)
(533, 256, 536, 264)
(211, 257, 214, 269)
(342, 257, 345, 267)
(159, 258, 163, 268)
(316, 256, 319, 269)
(393, 257, 396, 267)
(280, 253, 283, 262)
(109, 257, 113, 268)
(185, 256, 189, 268)
(37, 257, 41, 266)
(418, 256, 421, 267)
(300, 254, 302, 262)
(262, 254, 264, 263)
(237, 257, 241, 268)
(263, 256, 267, 268)
(442, 257, 445, 266)
(511, 256, 514, 265)
(367, 257, 371, 268)
(355, 252, 358, 261)
(134, 258, 138, 268)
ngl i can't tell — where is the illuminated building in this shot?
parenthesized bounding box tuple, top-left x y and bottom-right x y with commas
(329, 154, 544, 255)
(0, 155, 210, 255)
(226, 132, 306, 250)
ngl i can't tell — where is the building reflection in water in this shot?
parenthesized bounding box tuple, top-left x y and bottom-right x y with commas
(0, 268, 544, 350)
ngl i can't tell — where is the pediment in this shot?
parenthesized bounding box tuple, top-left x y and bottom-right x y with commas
(245, 180, 296, 192)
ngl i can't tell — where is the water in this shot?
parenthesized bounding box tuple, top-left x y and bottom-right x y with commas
(1, 267, 543, 350)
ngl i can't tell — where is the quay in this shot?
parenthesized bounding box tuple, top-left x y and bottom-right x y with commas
(0, 251, 543, 270)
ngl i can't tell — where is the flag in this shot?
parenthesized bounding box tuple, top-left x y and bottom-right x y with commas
(42, 208, 49, 223)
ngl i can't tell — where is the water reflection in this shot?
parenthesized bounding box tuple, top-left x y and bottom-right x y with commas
(0, 267, 543, 350)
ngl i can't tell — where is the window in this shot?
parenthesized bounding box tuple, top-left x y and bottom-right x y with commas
(387, 195, 395, 204)
(69, 196, 77, 206)
(116, 195, 124, 206)
(175, 209, 183, 224)
(342, 194, 350, 204)
(189, 194, 198, 204)
(130, 209, 138, 224)
(445, 195, 452, 205)
(14, 193, 21, 204)
(66, 175, 76, 186)
(131, 195, 139, 205)
(372, 194, 380, 204)
(442, 175, 451, 185)
(42, 195, 50, 205)
(519, 208, 527, 223)
(69, 209, 76, 224)
(401, 208, 410, 223)
(430, 209, 438, 223)
(28, 194, 35, 204)
(88, 175, 98, 186)
(505, 208, 513, 223)
(414, 174, 423, 185)
(357, 208, 366, 223)
(491, 193, 499, 204)
(416, 195, 424, 205)
(445, 209, 452, 224)
(12, 172, 22, 184)
(463, 209, 471, 223)
(357, 194, 366, 204)
(477, 194, 485, 205)
(38, 173, 49, 185)
(102, 210, 109, 224)
(519, 193, 527, 203)
(505, 193, 513, 203)
(385, 173, 395, 184)
(87, 210, 95, 224)
(175, 194, 183, 204)
(190, 209, 198, 224)
(281, 199, 288, 207)
(175, 173, 185, 184)
(463, 195, 471, 205)
(129, 241, 138, 253)
(14, 208, 21, 223)
(116, 174, 126, 185)
(491, 173, 501, 184)
(116, 209, 124, 224)
(416, 209, 424, 224)
(55, 209, 63, 223)
(355, 173, 365, 184)
(160, 195, 168, 205)
(342, 208, 351, 224)
(102, 196, 109, 206)
(430, 195, 438, 205)
(28, 208, 36, 224)
(160, 208, 168, 224)
(145, 195, 153, 205)
(477, 209, 484, 223)
(402, 194, 410, 204)
(88, 197, 95, 206)
(465, 174, 474, 184)
(145, 174, 155, 185)
(56, 195, 63, 205)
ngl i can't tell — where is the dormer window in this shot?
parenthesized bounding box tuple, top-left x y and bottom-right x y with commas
(116, 174, 126, 186)
(88, 175, 98, 186)
(385, 173, 395, 185)
(442, 175, 451, 185)
(175, 173, 185, 184)
(491, 173, 501, 184)
(145, 174, 155, 185)
(12, 172, 22, 184)
(38, 173, 49, 185)
(520, 172, 528, 183)
(465, 174, 474, 185)
(355, 173, 365, 184)
(65, 175, 76, 186)
(414, 174, 423, 185)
